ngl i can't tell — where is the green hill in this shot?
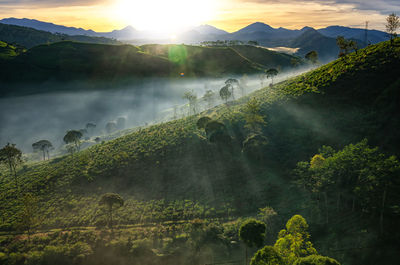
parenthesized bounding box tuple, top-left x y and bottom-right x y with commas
(141, 44, 299, 73)
(1, 38, 400, 265)
(0, 42, 301, 94)
(0, 40, 23, 59)
(0, 23, 120, 48)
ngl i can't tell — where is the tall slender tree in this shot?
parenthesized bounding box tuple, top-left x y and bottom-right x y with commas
(386, 13, 400, 45)
(32, 140, 53, 160)
(0, 143, 23, 192)
(99, 193, 124, 231)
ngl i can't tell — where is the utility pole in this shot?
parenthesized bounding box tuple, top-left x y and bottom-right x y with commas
(364, 21, 369, 45)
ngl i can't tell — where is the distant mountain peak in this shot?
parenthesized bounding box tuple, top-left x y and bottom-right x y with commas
(235, 22, 274, 34)
(192, 24, 228, 35)
(301, 26, 314, 31)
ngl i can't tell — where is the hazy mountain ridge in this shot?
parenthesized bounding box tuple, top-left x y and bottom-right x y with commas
(1, 17, 389, 44)
(0, 23, 121, 48)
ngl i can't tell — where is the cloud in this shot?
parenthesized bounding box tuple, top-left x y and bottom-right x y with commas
(0, 0, 107, 8)
(244, 0, 400, 14)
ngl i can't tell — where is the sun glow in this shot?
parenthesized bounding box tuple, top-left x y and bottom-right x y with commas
(113, 0, 217, 33)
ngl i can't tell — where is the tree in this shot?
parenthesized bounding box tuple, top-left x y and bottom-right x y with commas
(266, 68, 278, 86)
(258, 206, 278, 243)
(239, 219, 267, 265)
(86, 122, 96, 135)
(336, 36, 357, 57)
(295, 140, 400, 233)
(0, 143, 23, 191)
(99, 193, 124, 231)
(204, 120, 231, 144)
(220, 85, 232, 103)
(386, 13, 400, 45)
(183, 90, 198, 115)
(32, 140, 53, 160)
(116, 117, 126, 130)
(336, 36, 347, 57)
(244, 98, 266, 134)
(196, 116, 212, 130)
(274, 215, 317, 264)
(291, 58, 301, 68)
(305, 51, 319, 66)
(293, 255, 341, 265)
(348, 40, 358, 54)
(250, 246, 285, 265)
(63, 130, 83, 154)
(310, 154, 325, 169)
(203, 90, 216, 109)
(239, 74, 249, 97)
(225, 78, 239, 99)
(18, 193, 39, 240)
(242, 134, 268, 160)
(105, 122, 117, 134)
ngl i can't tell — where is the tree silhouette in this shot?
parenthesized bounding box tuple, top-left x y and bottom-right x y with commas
(305, 51, 319, 66)
(86, 122, 96, 135)
(183, 90, 198, 115)
(225, 78, 239, 99)
(63, 130, 83, 154)
(266, 68, 279, 86)
(32, 140, 53, 160)
(105, 122, 117, 134)
(244, 98, 266, 134)
(196, 116, 212, 130)
(0, 143, 23, 191)
(219, 85, 232, 103)
(239, 219, 266, 265)
(202, 90, 216, 109)
(18, 193, 39, 241)
(386, 13, 400, 45)
(99, 193, 124, 231)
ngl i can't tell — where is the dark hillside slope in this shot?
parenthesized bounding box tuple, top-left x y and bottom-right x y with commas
(0, 42, 265, 88)
(141, 44, 300, 72)
(0, 23, 120, 48)
(0, 41, 174, 86)
(230, 45, 300, 69)
(1, 38, 400, 265)
(0, 43, 299, 92)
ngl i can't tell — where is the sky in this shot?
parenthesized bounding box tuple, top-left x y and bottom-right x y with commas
(0, 0, 399, 32)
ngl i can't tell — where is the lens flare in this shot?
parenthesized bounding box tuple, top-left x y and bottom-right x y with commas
(114, 0, 217, 33)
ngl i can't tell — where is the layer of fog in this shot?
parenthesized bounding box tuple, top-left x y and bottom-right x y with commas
(0, 66, 312, 157)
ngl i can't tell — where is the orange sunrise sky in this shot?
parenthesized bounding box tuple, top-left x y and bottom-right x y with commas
(0, 0, 399, 32)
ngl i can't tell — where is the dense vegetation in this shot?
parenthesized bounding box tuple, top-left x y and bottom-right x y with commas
(1, 38, 400, 265)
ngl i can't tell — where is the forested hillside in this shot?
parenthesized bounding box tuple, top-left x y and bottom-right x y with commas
(0, 38, 399, 265)
(0, 42, 301, 95)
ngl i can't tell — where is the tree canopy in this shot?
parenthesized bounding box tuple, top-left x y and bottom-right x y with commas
(239, 218, 267, 248)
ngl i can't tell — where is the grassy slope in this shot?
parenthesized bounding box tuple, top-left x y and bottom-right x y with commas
(0, 41, 21, 59)
(1, 38, 400, 231)
(230, 45, 299, 69)
(141, 44, 298, 73)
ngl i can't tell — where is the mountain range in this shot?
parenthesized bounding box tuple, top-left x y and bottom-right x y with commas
(0, 18, 389, 44)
